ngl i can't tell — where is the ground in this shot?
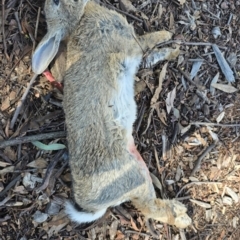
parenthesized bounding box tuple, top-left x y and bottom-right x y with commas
(0, 0, 240, 239)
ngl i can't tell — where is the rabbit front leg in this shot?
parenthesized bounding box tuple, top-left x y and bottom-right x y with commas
(138, 31, 172, 52)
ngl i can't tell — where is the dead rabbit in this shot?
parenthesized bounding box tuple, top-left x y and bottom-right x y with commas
(32, 0, 192, 229)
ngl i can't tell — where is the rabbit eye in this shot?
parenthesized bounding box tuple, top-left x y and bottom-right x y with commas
(53, 0, 59, 5)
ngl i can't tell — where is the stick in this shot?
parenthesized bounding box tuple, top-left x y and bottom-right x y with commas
(1, 48, 32, 87)
(176, 181, 222, 198)
(190, 122, 240, 127)
(0, 131, 66, 149)
(177, 67, 205, 91)
(35, 150, 66, 193)
(0, 175, 21, 198)
(191, 142, 217, 176)
(102, 2, 143, 23)
(10, 74, 38, 129)
(156, 40, 227, 50)
(2, 0, 9, 60)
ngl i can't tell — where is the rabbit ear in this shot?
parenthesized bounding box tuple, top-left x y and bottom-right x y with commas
(32, 31, 62, 74)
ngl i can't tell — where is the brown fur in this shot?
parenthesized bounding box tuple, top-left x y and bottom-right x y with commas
(33, 0, 192, 229)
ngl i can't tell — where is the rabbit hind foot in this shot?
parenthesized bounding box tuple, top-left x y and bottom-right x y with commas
(136, 198, 192, 229)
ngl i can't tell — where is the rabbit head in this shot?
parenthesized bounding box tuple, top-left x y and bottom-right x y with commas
(32, 0, 88, 74)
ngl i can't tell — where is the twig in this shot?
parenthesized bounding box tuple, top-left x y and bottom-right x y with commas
(124, 230, 151, 237)
(102, 2, 143, 23)
(34, 7, 41, 40)
(33, 7, 41, 54)
(176, 181, 222, 198)
(191, 142, 217, 176)
(14, 12, 23, 34)
(35, 150, 66, 193)
(10, 74, 38, 129)
(2, 0, 9, 60)
(190, 122, 240, 127)
(177, 67, 205, 91)
(156, 40, 227, 50)
(145, 219, 159, 238)
(0, 175, 21, 198)
(0, 131, 66, 149)
(1, 48, 32, 87)
(136, 102, 146, 132)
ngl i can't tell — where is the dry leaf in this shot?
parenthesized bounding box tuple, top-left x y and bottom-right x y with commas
(130, 218, 140, 231)
(151, 62, 168, 105)
(190, 60, 203, 80)
(169, 12, 175, 31)
(212, 44, 235, 83)
(0, 161, 11, 167)
(142, 108, 154, 134)
(27, 158, 48, 169)
(150, 172, 163, 194)
(109, 220, 119, 240)
(216, 112, 225, 123)
(119, 0, 137, 12)
(211, 83, 238, 93)
(222, 196, 233, 205)
(3, 147, 16, 161)
(210, 72, 219, 95)
(156, 107, 168, 126)
(165, 87, 176, 114)
(225, 187, 239, 203)
(115, 231, 125, 240)
(178, 0, 186, 5)
(0, 166, 15, 174)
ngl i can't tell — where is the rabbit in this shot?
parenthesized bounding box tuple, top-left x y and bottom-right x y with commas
(32, 0, 192, 229)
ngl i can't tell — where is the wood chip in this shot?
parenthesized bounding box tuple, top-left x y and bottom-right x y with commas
(190, 199, 211, 208)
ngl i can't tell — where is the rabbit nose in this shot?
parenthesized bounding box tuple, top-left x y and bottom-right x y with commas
(53, 0, 59, 6)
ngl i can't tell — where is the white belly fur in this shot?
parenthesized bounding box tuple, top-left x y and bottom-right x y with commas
(112, 56, 142, 134)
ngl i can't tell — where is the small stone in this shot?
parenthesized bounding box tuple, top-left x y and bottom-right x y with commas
(46, 201, 61, 216)
(33, 210, 48, 223)
(221, 2, 228, 9)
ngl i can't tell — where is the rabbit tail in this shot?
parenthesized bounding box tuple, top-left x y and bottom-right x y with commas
(65, 201, 107, 223)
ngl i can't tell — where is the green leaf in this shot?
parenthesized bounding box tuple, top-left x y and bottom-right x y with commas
(31, 141, 66, 151)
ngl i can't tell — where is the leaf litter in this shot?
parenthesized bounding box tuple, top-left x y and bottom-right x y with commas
(1, 0, 240, 239)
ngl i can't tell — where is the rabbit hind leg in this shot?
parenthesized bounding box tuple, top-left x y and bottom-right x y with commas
(131, 192, 192, 228)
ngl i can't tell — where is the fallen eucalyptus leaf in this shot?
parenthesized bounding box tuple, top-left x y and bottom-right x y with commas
(222, 196, 233, 205)
(216, 111, 225, 123)
(227, 52, 237, 67)
(32, 141, 66, 151)
(165, 87, 176, 114)
(210, 72, 219, 95)
(212, 44, 235, 83)
(211, 83, 238, 93)
(225, 187, 239, 203)
(27, 158, 48, 169)
(190, 60, 203, 80)
(0, 166, 15, 174)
